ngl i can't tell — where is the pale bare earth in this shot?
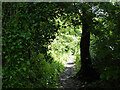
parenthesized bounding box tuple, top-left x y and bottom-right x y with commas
(59, 54, 82, 89)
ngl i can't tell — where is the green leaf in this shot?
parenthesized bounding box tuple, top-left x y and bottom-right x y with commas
(10, 76, 12, 79)
(14, 55, 17, 58)
(109, 31, 112, 35)
(11, 46, 14, 50)
(27, 61, 30, 65)
(23, 67, 26, 71)
(106, 75, 111, 80)
(22, 34, 26, 38)
(20, 58, 24, 61)
(18, 69, 21, 72)
(117, 40, 120, 42)
(19, 46, 23, 48)
(26, 75, 29, 78)
(100, 73, 105, 79)
(26, 37, 30, 40)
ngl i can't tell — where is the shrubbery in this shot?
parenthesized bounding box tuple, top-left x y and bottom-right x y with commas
(2, 2, 62, 88)
(89, 3, 120, 87)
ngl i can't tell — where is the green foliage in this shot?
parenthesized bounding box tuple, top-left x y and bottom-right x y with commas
(75, 52, 81, 73)
(2, 2, 62, 88)
(3, 51, 64, 88)
(48, 23, 81, 73)
(89, 2, 120, 88)
(2, 2, 120, 88)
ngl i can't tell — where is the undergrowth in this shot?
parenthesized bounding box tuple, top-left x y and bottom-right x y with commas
(48, 25, 82, 78)
(3, 52, 64, 88)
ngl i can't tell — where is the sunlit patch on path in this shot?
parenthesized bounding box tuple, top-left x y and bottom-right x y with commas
(59, 54, 82, 89)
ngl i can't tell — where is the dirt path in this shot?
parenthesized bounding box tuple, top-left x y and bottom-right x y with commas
(58, 54, 83, 89)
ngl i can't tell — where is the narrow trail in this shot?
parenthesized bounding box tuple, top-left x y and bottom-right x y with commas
(59, 54, 83, 89)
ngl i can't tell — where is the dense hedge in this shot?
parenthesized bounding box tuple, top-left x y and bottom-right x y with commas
(2, 2, 62, 88)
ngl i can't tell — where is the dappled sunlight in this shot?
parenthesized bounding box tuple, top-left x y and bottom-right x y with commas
(47, 25, 81, 67)
(3, 2, 120, 88)
(65, 64, 76, 68)
(47, 22, 81, 88)
(59, 54, 81, 88)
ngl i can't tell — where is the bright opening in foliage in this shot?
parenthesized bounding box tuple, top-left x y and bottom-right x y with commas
(2, 2, 120, 89)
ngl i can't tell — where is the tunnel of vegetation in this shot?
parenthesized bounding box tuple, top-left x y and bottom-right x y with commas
(2, 2, 120, 88)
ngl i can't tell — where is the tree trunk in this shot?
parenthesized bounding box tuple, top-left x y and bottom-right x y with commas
(76, 8, 99, 82)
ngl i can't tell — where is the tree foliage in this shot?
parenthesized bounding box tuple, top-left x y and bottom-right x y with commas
(89, 2, 120, 88)
(2, 2, 62, 88)
(2, 2, 120, 88)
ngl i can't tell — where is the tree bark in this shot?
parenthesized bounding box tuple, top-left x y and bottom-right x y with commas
(76, 7, 99, 82)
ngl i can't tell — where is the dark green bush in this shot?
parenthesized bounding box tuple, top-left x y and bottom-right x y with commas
(89, 3, 120, 87)
(2, 2, 62, 88)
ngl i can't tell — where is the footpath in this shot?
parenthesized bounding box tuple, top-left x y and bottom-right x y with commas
(59, 54, 83, 89)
